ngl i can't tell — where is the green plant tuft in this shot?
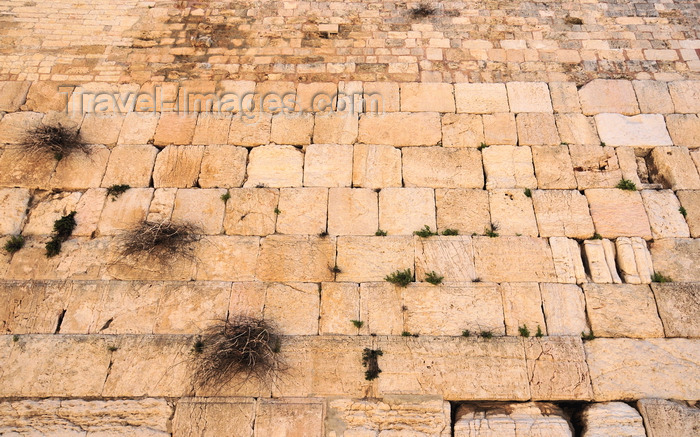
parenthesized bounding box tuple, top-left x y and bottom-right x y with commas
(362, 348, 383, 381)
(424, 271, 444, 285)
(385, 269, 413, 287)
(351, 320, 364, 329)
(581, 331, 595, 341)
(192, 339, 205, 354)
(616, 178, 637, 191)
(591, 233, 603, 240)
(45, 239, 62, 258)
(477, 142, 489, 151)
(472, 277, 482, 283)
(535, 325, 544, 338)
(524, 188, 532, 198)
(107, 184, 131, 201)
(13, 335, 19, 342)
(53, 211, 77, 240)
(484, 223, 499, 238)
(679, 206, 687, 217)
(441, 228, 459, 236)
(462, 330, 471, 337)
(651, 271, 672, 283)
(220, 191, 231, 203)
(414, 225, 438, 238)
(480, 331, 493, 339)
(274, 207, 281, 215)
(330, 264, 342, 274)
(4, 235, 25, 254)
(375, 229, 387, 236)
(518, 325, 530, 338)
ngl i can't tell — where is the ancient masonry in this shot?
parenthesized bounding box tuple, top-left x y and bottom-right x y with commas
(0, 0, 699, 436)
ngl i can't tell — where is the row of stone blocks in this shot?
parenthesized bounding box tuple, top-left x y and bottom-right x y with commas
(2, 279, 697, 338)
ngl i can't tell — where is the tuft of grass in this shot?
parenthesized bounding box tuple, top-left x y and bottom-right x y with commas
(484, 223, 499, 238)
(220, 191, 231, 203)
(581, 331, 595, 341)
(45, 239, 62, 258)
(535, 325, 544, 338)
(362, 348, 383, 381)
(351, 320, 364, 329)
(616, 178, 637, 191)
(385, 268, 413, 287)
(118, 220, 201, 261)
(273, 207, 281, 215)
(13, 335, 19, 342)
(375, 229, 387, 236)
(107, 345, 118, 352)
(524, 188, 532, 198)
(518, 325, 530, 338)
(330, 264, 342, 274)
(564, 15, 583, 25)
(402, 331, 419, 337)
(45, 211, 77, 258)
(480, 331, 493, 339)
(21, 123, 88, 161)
(414, 225, 438, 238)
(679, 206, 687, 217)
(424, 271, 444, 285)
(462, 330, 471, 337)
(600, 141, 606, 147)
(107, 184, 131, 201)
(4, 235, 25, 254)
(591, 233, 603, 240)
(442, 228, 459, 236)
(651, 271, 672, 283)
(477, 142, 489, 151)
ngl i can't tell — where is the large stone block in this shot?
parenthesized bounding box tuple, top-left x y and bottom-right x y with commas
(666, 114, 700, 148)
(532, 190, 594, 238)
(244, 145, 304, 188)
(641, 189, 690, 238)
(633, 80, 674, 113)
(400, 83, 455, 112)
(403, 147, 483, 188)
(525, 337, 593, 400)
(319, 282, 359, 335)
(153, 112, 197, 146)
(579, 79, 640, 115)
(0, 111, 44, 144)
(118, 112, 159, 144)
(637, 398, 700, 437)
(263, 283, 319, 335)
(489, 189, 538, 236)
(649, 146, 700, 190)
(541, 283, 589, 336)
(435, 189, 491, 236)
(49, 145, 110, 190)
(23, 82, 72, 112)
(303, 143, 353, 187)
(500, 283, 547, 336)
(327, 188, 378, 235)
(357, 282, 403, 335)
(256, 235, 334, 282)
(198, 145, 247, 188)
(97, 188, 153, 235)
(0, 280, 71, 334)
(595, 114, 672, 147)
(677, 191, 700, 237)
(556, 113, 599, 145)
(253, 398, 324, 437)
(0, 147, 57, 189)
(483, 113, 517, 145)
(336, 236, 413, 282)
(364, 82, 400, 112)
(586, 189, 652, 239)
(223, 188, 279, 236)
(531, 145, 577, 189)
(0, 81, 30, 112)
(583, 284, 664, 338)
(455, 83, 509, 113)
(171, 189, 226, 234)
(72, 188, 107, 237)
(615, 237, 654, 284)
(415, 236, 477, 282)
(483, 146, 537, 189)
(358, 113, 441, 146)
(550, 82, 581, 113)
(379, 188, 436, 235)
(22, 191, 82, 235)
(312, 113, 358, 144)
(442, 113, 485, 148)
(473, 237, 557, 282)
(172, 397, 255, 437)
(352, 144, 402, 188)
(270, 113, 314, 145)
(228, 113, 272, 146)
(668, 80, 700, 113)
(192, 113, 232, 145)
(651, 283, 700, 338)
(516, 113, 560, 146)
(275, 187, 328, 234)
(152, 282, 231, 334)
(569, 145, 622, 189)
(79, 113, 125, 146)
(550, 237, 587, 284)
(506, 82, 553, 113)
(101, 144, 158, 187)
(580, 402, 646, 437)
(193, 236, 260, 281)
(153, 145, 204, 188)
(454, 402, 573, 436)
(0, 188, 30, 235)
(582, 239, 622, 284)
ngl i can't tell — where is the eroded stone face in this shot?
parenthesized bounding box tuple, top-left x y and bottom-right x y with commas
(586, 189, 652, 239)
(580, 402, 646, 437)
(637, 398, 700, 437)
(379, 188, 436, 235)
(649, 238, 700, 282)
(651, 283, 700, 338)
(0, 188, 30, 235)
(244, 145, 304, 188)
(579, 79, 640, 115)
(583, 284, 664, 338)
(172, 397, 255, 437)
(454, 402, 573, 437)
(403, 147, 483, 188)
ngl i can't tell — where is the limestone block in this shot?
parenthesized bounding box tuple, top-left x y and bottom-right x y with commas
(454, 402, 573, 436)
(550, 82, 581, 113)
(357, 282, 403, 335)
(73, 188, 107, 237)
(0, 188, 30, 235)
(556, 113, 599, 145)
(251, 81, 295, 114)
(666, 114, 700, 148)
(483, 113, 518, 145)
(257, 235, 334, 282)
(118, 112, 159, 144)
(22, 191, 82, 235)
(228, 113, 272, 146)
(153, 112, 197, 146)
(147, 188, 176, 222)
(303, 143, 353, 187)
(668, 80, 700, 113)
(442, 113, 485, 147)
(352, 144, 402, 188)
(473, 237, 557, 282)
(336, 236, 413, 282)
(550, 237, 587, 284)
(516, 113, 560, 146)
(595, 114, 672, 147)
(488, 189, 538, 236)
(500, 283, 547, 336)
(364, 82, 400, 112)
(649, 146, 700, 190)
(506, 82, 553, 113)
(651, 283, 700, 338)
(0, 147, 57, 189)
(400, 82, 455, 112)
(584, 284, 664, 338)
(326, 396, 451, 437)
(641, 190, 690, 238)
(435, 189, 491, 236)
(192, 113, 232, 144)
(68, 83, 140, 114)
(579, 80, 640, 115)
(532, 190, 594, 238)
(263, 283, 319, 335)
(97, 188, 153, 235)
(49, 144, 109, 190)
(541, 283, 589, 336)
(580, 402, 646, 437)
(0, 280, 71, 334)
(615, 237, 653, 284)
(172, 397, 255, 437)
(244, 145, 304, 188)
(193, 236, 259, 281)
(570, 145, 622, 189)
(586, 189, 652, 239)
(403, 147, 483, 188)
(677, 190, 700, 237)
(223, 188, 279, 236)
(582, 239, 622, 284)
(171, 189, 226, 234)
(358, 112, 441, 146)
(327, 188, 378, 235)
(616, 147, 643, 188)
(319, 282, 359, 335)
(531, 146, 577, 189)
(415, 236, 477, 282)
(295, 82, 337, 112)
(379, 188, 436, 235)
(483, 146, 537, 189)
(79, 113, 125, 146)
(23, 82, 73, 112)
(0, 111, 43, 144)
(455, 83, 509, 113)
(254, 399, 324, 437)
(153, 145, 204, 188)
(585, 338, 700, 400)
(525, 337, 593, 400)
(0, 81, 30, 112)
(228, 283, 265, 320)
(7, 237, 108, 281)
(650, 238, 700, 282)
(0, 398, 172, 437)
(198, 145, 247, 188)
(312, 112, 358, 144)
(276, 187, 328, 234)
(633, 80, 674, 113)
(637, 398, 700, 437)
(270, 113, 314, 145)
(101, 144, 158, 187)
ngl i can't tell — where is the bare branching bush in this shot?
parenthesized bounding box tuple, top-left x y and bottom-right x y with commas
(22, 124, 89, 161)
(191, 317, 283, 389)
(118, 220, 201, 261)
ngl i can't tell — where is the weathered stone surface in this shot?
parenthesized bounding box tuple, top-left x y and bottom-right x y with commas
(550, 82, 581, 113)
(586, 189, 652, 239)
(488, 189, 539, 236)
(257, 235, 334, 282)
(379, 188, 436, 235)
(415, 236, 477, 282)
(319, 282, 359, 335)
(650, 146, 700, 190)
(153, 112, 197, 146)
(473, 237, 557, 282)
(228, 113, 272, 146)
(254, 399, 324, 437)
(358, 282, 403, 335)
(171, 189, 226, 234)
(615, 237, 653, 284)
(153, 145, 204, 188)
(668, 80, 700, 113)
(358, 113, 441, 146)
(435, 189, 491, 236)
(556, 113, 599, 145)
(569, 145, 622, 189)
(649, 238, 700, 282)
(327, 188, 378, 235)
(455, 83, 509, 113)
(585, 338, 700, 400)
(270, 113, 314, 145)
(0, 111, 43, 144)
(295, 82, 337, 112)
(595, 114, 672, 147)
(651, 283, 700, 337)
(23, 82, 72, 112)
(154, 282, 231, 334)
(454, 402, 573, 436)
(352, 144, 402, 188)
(303, 143, 353, 187)
(198, 145, 247, 188)
(72, 188, 107, 237)
(541, 283, 589, 336)
(633, 80, 674, 113)
(532, 190, 594, 238)
(364, 82, 400, 112)
(666, 114, 700, 148)
(615, 147, 643, 188)
(400, 82, 455, 112)
(117, 112, 159, 144)
(192, 113, 232, 145)
(506, 82, 553, 113)
(500, 283, 546, 336)
(442, 113, 485, 147)
(517, 113, 560, 146)
(0, 188, 30, 235)
(0, 81, 30, 112)
(531, 146, 577, 189)
(224, 188, 279, 236)
(677, 191, 700, 237)
(101, 144, 158, 187)
(79, 113, 125, 146)
(641, 189, 690, 238)
(97, 188, 153, 235)
(0, 398, 172, 437)
(0, 147, 57, 189)
(49, 145, 109, 190)
(550, 237, 587, 284)
(637, 398, 700, 437)
(193, 236, 259, 281)
(7, 237, 108, 281)
(483, 146, 537, 189)
(579, 80, 640, 115)
(263, 283, 319, 335)
(147, 188, 176, 222)
(584, 284, 664, 338)
(244, 145, 304, 188)
(312, 113, 358, 144)
(22, 191, 82, 235)
(403, 147, 483, 188)
(0, 280, 70, 334)
(336, 236, 413, 282)
(483, 113, 518, 145)
(580, 402, 646, 437)
(276, 187, 328, 234)
(172, 397, 255, 437)
(582, 239, 622, 284)
(525, 337, 593, 400)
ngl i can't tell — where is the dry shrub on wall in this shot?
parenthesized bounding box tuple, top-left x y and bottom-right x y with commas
(22, 124, 89, 161)
(118, 220, 201, 262)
